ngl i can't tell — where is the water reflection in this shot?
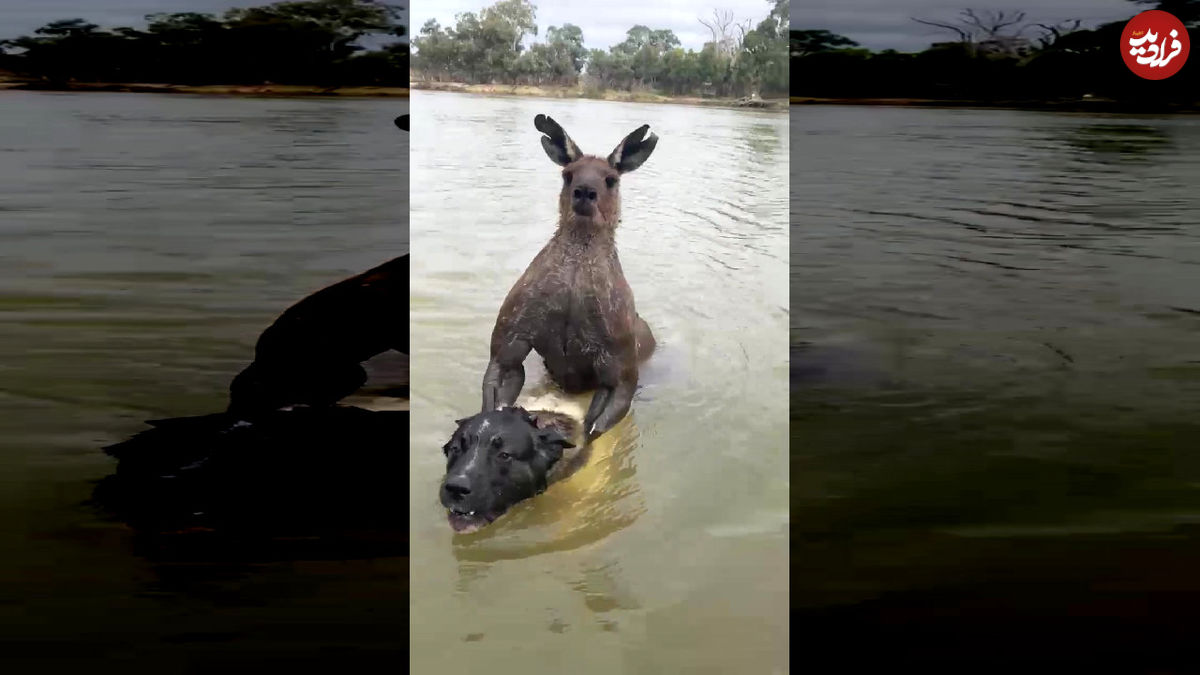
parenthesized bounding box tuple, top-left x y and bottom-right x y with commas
(1063, 123, 1173, 158)
(1, 91, 408, 664)
(793, 105, 1200, 663)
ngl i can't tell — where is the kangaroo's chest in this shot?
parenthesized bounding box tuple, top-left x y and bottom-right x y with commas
(526, 274, 608, 348)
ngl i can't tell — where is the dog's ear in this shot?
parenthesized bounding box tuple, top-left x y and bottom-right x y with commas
(515, 406, 538, 427)
(534, 426, 575, 465)
(534, 114, 582, 166)
(607, 124, 657, 174)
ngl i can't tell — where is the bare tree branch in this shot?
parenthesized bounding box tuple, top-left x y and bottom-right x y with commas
(1030, 19, 1082, 48)
(699, 9, 738, 58)
(912, 17, 971, 43)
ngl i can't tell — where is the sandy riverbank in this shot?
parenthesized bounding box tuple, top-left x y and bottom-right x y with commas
(790, 95, 1200, 113)
(412, 80, 787, 111)
(0, 78, 409, 98)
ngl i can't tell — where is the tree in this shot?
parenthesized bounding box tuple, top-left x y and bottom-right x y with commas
(791, 29, 858, 57)
(0, 0, 408, 86)
(911, 9, 1035, 57)
(481, 0, 537, 54)
(546, 23, 586, 74)
(410, 0, 785, 98)
(699, 9, 739, 59)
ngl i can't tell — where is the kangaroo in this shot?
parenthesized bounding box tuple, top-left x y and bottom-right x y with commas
(482, 114, 658, 442)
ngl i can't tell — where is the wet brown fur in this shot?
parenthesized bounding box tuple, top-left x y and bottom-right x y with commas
(483, 115, 658, 441)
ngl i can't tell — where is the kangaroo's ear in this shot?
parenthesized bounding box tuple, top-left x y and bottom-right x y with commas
(608, 124, 658, 174)
(394, 115, 408, 131)
(535, 114, 582, 166)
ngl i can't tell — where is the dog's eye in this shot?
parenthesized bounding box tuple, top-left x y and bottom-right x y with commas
(563, 171, 573, 184)
(497, 452, 511, 461)
(605, 176, 617, 189)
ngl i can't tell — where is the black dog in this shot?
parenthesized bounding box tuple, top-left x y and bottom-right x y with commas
(439, 407, 580, 534)
(482, 115, 658, 442)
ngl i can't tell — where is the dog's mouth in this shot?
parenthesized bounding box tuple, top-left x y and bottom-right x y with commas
(446, 508, 498, 534)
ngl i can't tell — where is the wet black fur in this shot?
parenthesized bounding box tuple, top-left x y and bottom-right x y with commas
(439, 407, 576, 530)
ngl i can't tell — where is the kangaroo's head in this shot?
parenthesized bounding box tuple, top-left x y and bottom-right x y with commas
(533, 114, 657, 231)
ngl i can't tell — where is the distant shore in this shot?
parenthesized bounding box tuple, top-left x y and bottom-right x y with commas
(0, 77, 409, 98)
(790, 96, 1200, 114)
(411, 80, 787, 111)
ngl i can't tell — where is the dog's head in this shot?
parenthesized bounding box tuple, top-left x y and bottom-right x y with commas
(440, 407, 575, 533)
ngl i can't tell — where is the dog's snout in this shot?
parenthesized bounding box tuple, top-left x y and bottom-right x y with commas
(572, 186, 598, 202)
(442, 475, 471, 500)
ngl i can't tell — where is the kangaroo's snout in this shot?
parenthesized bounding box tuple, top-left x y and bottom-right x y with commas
(571, 181, 599, 215)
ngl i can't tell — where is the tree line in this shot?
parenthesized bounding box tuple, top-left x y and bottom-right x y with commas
(0, 0, 409, 87)
(411, 0, 788, 98)
(791, 0, 1200, 107)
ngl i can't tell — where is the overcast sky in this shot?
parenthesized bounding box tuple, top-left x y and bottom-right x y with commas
(0, 1, 1144, 54)
(416, 0, 779, 52)
(799, 0, 1140, 52)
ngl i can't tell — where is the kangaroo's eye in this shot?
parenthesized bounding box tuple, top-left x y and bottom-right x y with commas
(563, 171, 573, 183)
(605, 176, 617, 189)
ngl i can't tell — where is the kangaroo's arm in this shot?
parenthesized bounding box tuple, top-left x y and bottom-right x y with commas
(583, 271, 641, 441)
(482, 337, 532, 411)
(483, 278, 536, 412)
(482, 243, 560, 411)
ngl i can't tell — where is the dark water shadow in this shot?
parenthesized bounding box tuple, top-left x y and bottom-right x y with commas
(741, 122, 784, 160)
(1060, 123, 1174, 160)
(88, 407, 410, 591)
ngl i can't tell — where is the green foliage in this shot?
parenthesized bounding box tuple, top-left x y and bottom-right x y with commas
(412, 0, 789, 97)
(0, 0, 408, 86)
(792, 29, 858, 57)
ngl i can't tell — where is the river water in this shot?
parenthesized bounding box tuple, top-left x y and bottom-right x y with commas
(409, 91, 790, 672)
(0, 91, 408, 667)
(793, 105, 1200, 663)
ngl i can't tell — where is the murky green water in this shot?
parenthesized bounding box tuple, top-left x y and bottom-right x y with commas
(0, 91, 408, 666)
(409, 91, 789, 672)
(792, 106, 1200, 662)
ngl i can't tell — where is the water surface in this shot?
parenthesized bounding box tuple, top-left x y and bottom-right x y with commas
(410, 90, 789, 673)
(0, 91, 408, 666)
(793, 105, 1200, 664)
